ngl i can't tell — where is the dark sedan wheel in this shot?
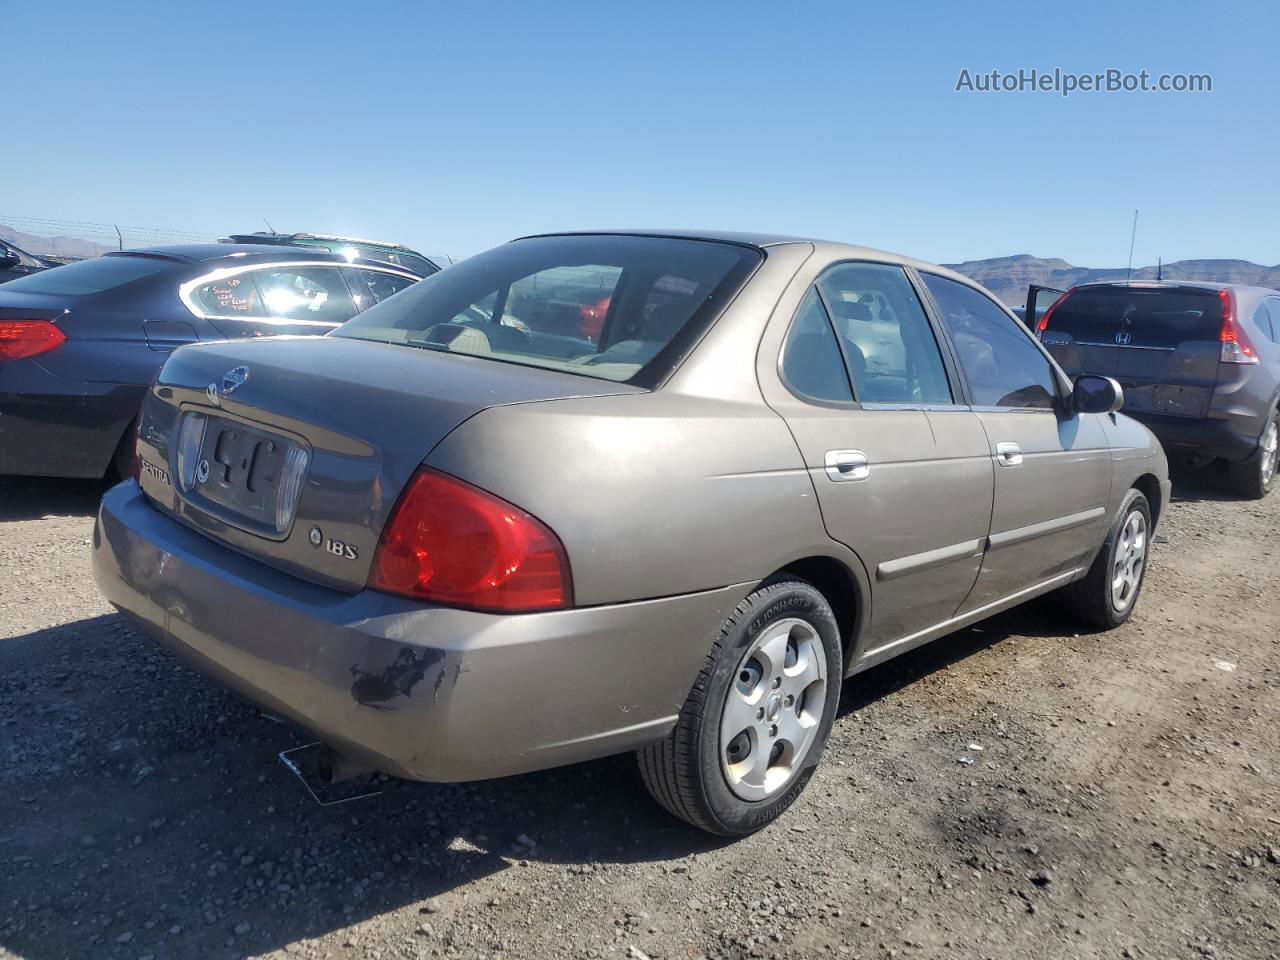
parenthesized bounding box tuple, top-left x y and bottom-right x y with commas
(1057, 489, 1151, 630)
(637, 578, 841, 836)
(107, 419, 137, 483)
(1227, 412, 1278, 500)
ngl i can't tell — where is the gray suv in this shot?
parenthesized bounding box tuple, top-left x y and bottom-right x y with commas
(1037, 282, 1280, 497)
(92, 231, 1169, 836)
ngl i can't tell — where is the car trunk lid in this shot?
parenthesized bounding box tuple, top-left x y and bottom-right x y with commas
(0, 289, 76, 322)
(135, 335, 641, 590)
(1039, 284, 1225, 418)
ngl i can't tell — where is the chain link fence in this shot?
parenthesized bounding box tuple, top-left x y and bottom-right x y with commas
(0, 214, 460, 265)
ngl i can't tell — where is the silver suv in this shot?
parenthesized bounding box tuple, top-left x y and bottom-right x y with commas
(1036, 282, 1280, 498)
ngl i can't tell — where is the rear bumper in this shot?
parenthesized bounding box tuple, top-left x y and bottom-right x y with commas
(92, 482, 749, 782)
(1127, 412, 1260, 463)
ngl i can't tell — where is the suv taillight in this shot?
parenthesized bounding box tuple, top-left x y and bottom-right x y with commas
(1035, 287, 1074, 337)
(0, 320, 66, 360)
(1218, 289, 1259, 364)
(368, 467, 572, 613)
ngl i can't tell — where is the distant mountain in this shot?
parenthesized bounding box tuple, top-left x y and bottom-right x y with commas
(0, 224, 114, 260)
(946, 254, 1280, 306)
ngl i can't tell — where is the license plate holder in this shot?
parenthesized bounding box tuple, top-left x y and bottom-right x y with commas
(177, 412, 306, 536)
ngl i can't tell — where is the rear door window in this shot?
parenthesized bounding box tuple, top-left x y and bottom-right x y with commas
(817, 263, 952, 404)
(781, 288, 854, 403)
(924, 273, 1057, 409)
(253, 266, 359, 324)
(1046, 286, 1224, 348)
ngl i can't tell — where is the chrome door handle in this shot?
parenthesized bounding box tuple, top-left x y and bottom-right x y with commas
(996, 441, 1024, 467)
(825, 449, 870, 482)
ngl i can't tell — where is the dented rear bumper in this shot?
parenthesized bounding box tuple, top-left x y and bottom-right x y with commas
(92, 482, 746, 781)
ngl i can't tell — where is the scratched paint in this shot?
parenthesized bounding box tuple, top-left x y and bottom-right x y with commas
(349, 647, 442, 709)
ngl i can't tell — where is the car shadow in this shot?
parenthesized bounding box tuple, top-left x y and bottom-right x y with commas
(0, 613, 731, 960)
(1166, 460, 1250, 503)
(839, 598, 1075, 716)
(0, 474, 108, 521)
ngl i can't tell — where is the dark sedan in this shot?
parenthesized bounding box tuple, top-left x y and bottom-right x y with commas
(0, 244, 421, 479)
(0, 238, 51, 283)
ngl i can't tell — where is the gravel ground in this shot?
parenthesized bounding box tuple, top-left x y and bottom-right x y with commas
(1, 467, 1278, 960)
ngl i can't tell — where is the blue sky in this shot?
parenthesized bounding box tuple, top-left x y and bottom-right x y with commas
(6, 0, 1276, 266)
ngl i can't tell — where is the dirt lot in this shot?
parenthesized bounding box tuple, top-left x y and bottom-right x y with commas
(1, 469, 1278, 960)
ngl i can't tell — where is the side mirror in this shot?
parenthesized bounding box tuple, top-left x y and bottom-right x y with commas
(1073, 375, 1124, 414)
(0, 250, 20, 269)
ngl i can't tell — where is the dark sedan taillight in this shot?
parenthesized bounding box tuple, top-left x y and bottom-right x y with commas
(368, 467, 572, 613)
(0, 320, 66, 361)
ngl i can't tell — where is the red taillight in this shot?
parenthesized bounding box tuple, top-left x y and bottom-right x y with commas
(368, 467, 572, 612)
(1218, 289, 1259, 364)
(1035, 287, 1074, 336)
(0, 320, 66, 361)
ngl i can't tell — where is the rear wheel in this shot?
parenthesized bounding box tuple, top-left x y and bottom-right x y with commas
(1227, 412, 1277, 500)
(107, 420, 137, 483)
(1056, 489, 1151, 630)
(637, 578, 842, 836)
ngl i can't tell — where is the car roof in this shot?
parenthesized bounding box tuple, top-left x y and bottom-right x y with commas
(103, 245, 417, 273)
(111, 244, 329, 263)
(518, 229, 982, 289)
(290, 233, 415, 251)
(223, 232, 421, 252)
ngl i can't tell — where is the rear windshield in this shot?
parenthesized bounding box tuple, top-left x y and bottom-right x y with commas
(332, 235, 761, 384)
(1048, 286, 1224, 348)
(1, 255, 172, 296)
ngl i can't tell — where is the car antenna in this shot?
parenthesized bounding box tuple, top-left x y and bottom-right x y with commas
(263, 217, 276, 234)
(1157, 257, 1162, 281)
(1125, 209, 1138, 283)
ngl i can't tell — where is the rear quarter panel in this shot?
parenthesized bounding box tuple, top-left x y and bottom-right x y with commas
(424, 391, 839, 606)
(1214, 290, 1280, 430)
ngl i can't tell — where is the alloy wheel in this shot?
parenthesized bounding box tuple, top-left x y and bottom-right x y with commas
(1260, 420, 1278, 488)
(1111, 510, 1148, 612)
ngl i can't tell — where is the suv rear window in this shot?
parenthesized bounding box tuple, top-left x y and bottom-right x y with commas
(1046, 286, 1224, 348)
(333, 235, 760, 384)
(0, 255, 172, 296)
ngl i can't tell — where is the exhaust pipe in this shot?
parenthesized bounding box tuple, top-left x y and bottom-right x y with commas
(317, 747, 374, 784)
(277, 742, 383, 806)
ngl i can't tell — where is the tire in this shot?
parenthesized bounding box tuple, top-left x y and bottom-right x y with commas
(1226, 411, 1277, 500)
(107, 420, 137, 483)
(1056, 489, 1152, 630)
(637, 577, 842, 836)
